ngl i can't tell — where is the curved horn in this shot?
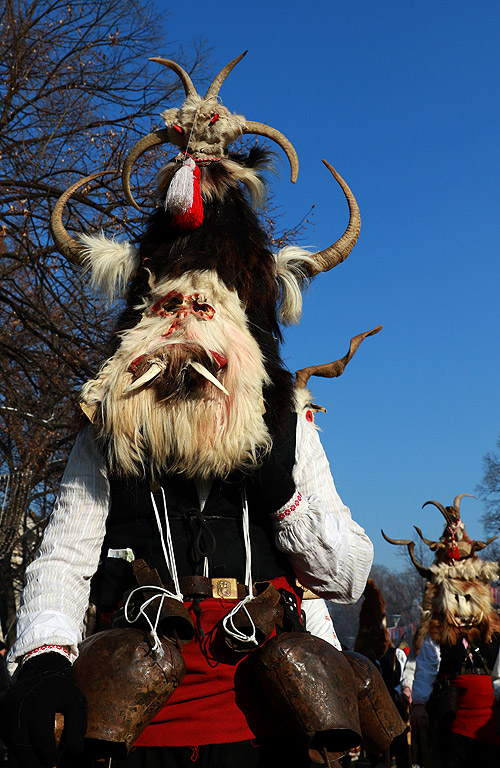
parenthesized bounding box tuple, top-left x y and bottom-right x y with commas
(306, 161, 361, 276)
(414, 526, 443, 551)
(470, 536, 498, 553)
(241, 121, 299, 183)
(381, 530, 431, 579)
(121, 129, 171, 211)
(148, 57, 197, 97)
(204, 51, 248, 99)
(422, 499, 453, 526)
(50, 170, 116, 265)
(381, 530, 414, 547)
(406, 541, 433, 579)
(295, 325, 382, 389)
(453, 494, 475, 514)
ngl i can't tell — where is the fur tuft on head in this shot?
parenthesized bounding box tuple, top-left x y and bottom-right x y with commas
(160, 94, 246, 160)
(79, 233, 139, 304)
(275, 246, 316, 325)
(223, 146, 276, 207)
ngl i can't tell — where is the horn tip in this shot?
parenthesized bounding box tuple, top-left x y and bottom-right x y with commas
(321, 159, 342, 182)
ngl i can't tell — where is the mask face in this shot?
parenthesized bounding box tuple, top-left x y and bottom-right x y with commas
(82, 271, 271, 479)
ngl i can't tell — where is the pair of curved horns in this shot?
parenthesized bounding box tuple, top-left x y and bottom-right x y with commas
(295, 325, 382, 389)
(120, 123, 299, 211)
(51, 161, 362, 276)
(148, 50, 248, 100)
(422, 494, 475, 526)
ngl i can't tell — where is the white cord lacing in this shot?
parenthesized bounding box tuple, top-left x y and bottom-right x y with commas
(123, 488, 185, 655)
(151, 487, 184, 601)
(124, 586, 169, 656)
(222, 485, 258, 646)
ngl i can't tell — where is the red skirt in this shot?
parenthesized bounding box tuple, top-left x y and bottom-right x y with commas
(134, 575, 300, 747)
(450, 674, 500, 745)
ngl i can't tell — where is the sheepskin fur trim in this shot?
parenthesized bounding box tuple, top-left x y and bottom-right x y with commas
(430, 559, 499, 583)
(81, 270, 271, 480)
(78, 233, 139, 303)
(275, 246, 316, 325)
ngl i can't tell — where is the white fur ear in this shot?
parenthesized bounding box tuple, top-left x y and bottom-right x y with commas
(275, 246, 316, 325)
(78, 232, 139, 303)
(160, 107, 180, 126)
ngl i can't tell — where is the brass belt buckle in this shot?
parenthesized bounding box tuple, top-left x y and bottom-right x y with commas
(211, 577, 238, 599)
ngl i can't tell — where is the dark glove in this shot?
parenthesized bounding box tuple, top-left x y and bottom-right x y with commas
(246, 447, 296, 513)
(0, 652, 87, 768)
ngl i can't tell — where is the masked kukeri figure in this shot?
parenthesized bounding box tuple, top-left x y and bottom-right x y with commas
(1, 53, 387, 768)
(354, 578, 412, 768)
(383, 495, 500, 768)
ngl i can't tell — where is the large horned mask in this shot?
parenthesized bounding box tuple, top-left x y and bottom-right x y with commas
(51, 51, 361, 283)
(382, 495, 499, 643)
(48, 52, 367, 481)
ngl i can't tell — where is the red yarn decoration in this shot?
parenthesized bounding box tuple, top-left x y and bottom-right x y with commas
(172, 164, 203, 230)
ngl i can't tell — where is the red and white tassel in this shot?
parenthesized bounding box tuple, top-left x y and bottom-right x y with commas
(165, 157, 204, 230)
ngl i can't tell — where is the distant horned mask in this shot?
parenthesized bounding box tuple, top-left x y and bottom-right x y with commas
(382, 494, 498, 578)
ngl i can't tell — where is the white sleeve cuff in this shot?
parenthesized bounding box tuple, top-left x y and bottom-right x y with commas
(7, 610, 81, 673)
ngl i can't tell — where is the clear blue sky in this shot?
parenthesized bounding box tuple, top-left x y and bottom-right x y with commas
(154, 1, 500, 569)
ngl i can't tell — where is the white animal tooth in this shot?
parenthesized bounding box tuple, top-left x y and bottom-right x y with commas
(123, 363, 163, 393)
(190, 361, 229, 396)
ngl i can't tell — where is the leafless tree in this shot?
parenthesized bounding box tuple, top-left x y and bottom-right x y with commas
(0, 0, 211, 641)
(329, 563, 426, 649)
(477, 438, 500, 564)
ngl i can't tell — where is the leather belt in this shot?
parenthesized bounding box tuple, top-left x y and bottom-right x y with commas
(166, 575, 249, 600)
(467, 667, 489, 676)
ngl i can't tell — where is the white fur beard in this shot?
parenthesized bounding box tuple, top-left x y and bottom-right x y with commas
(81, 270, 271, 479)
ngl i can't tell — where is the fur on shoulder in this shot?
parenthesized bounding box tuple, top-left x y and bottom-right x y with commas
(78, 232, 139, 303)
(275, 245, 316, 325)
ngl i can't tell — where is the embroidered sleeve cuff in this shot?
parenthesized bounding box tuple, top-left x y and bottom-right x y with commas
(22, 644, 71, 665)
(7, 609, 81, 674)
(271, 490, 305, 526)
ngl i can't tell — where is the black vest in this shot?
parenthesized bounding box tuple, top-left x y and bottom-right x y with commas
(95, 413, 297, 612)
(438, 632, 500, 678)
